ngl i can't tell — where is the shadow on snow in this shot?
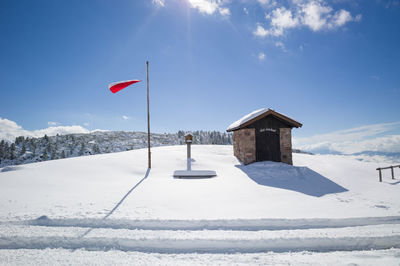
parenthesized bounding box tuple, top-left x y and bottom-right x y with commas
(79, 168, 151, 237)
(236, 161, 348, 197)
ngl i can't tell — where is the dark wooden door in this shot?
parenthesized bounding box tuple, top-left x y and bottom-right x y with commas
(256, 129, 281, 162)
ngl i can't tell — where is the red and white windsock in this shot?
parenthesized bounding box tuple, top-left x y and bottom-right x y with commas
(108, 79, 141, 93)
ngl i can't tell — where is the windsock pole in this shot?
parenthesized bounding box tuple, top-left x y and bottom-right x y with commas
(146, 61, 151, 169)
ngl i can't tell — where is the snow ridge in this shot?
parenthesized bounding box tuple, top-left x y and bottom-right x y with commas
(1, 234, 399, 253)
(22, 216, 400, 231)
(1, 219, 400, 253)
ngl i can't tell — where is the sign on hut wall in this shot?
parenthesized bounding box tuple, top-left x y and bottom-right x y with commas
(259, 128, 277, 133)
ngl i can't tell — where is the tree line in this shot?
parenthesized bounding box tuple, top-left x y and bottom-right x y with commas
(0, 130, 233, 168)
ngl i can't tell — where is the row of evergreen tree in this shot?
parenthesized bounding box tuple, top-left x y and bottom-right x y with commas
(0, 130, 232, 167)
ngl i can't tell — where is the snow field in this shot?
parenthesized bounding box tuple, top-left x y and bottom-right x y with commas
(1, 145, 399, 221)
(1, 145, 400, 263)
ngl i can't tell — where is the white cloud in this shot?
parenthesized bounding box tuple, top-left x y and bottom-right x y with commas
(270, 7, 299, 34)
(0, 117, 91, 142)
(47, 121, 60, 126)
(188, 0, 217, 14)
(253, 24, 269, 37)
(331, 9, 352, 27)
(258, 52, 266, 61)
(152, 0, 165, 7)
(300, 0, 332, 31)
(187, 0, 230, 16)
(294, 121, 400, 154)
(243, 7, 249, 15)
(122, 115, 130, 120)
(254, 0, 360, 38)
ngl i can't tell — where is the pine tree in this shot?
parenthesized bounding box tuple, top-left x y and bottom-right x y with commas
(44, 143, 51, 160)
(10, 143, 16, 160)
(15, 136, 24, 145)
(3, 142, 9, 160)
(178, 130, 185, 138)
(93, 144, 100, 154)
(20, 143, 26, 156)
(78, 143, 85, 156)
(0, 140, 4, 159)
(31, 141, 37, 156)
(69, 145, 74, 156)
(61, 150, 66, 158)
(54, 142, 58, 156)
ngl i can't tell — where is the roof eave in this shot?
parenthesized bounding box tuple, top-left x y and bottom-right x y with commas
(226, 109, 302, 132)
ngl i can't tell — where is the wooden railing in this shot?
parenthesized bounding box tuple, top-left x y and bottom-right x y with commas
(376, 165, 400, 182)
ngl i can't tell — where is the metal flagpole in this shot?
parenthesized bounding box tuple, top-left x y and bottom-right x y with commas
(146, 61, 151, 169)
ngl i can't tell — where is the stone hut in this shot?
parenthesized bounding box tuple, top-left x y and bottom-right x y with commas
(226, 108, 302, 165)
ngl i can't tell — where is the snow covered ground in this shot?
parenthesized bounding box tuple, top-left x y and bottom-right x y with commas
(1, 145, 400, 265)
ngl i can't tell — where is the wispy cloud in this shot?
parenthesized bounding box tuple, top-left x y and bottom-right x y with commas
(122, 115, 130, 120)
(257, 0, 277, 8)
(152, 0, 165, 7)
(275, 41, 287, 52)
(0, 117, 93, 142)
(294, 121, 400, 154)
(47, 121, 60, 126)
(254, 0, 361, 38)
(383, 0, 400, 9)
(258, 52, 266, 61)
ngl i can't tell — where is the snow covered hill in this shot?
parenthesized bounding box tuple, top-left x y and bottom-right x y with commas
(1, 145, 400, 265)
(0, 130, 232, 168)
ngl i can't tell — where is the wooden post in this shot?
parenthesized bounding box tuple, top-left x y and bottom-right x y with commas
(378, 168, 382, 182)
(146, 61, 151, 169)
(391, 166, 394, 179)
(185, 134, 193, 171)
(187, 142, 191, 171)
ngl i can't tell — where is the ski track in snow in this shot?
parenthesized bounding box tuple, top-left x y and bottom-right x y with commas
(1, 216, 400, 253)
(19, 215, 400, 231)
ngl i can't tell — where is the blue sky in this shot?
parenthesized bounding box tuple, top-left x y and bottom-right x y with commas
(0, 0, 399, 153)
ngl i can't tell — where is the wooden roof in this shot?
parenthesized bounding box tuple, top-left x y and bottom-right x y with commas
(226, 108, 302, 132)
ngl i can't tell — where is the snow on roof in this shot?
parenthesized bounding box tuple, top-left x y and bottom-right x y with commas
(226, 108, 269, 132)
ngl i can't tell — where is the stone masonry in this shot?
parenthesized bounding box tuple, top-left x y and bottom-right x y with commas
(279, 128, 293, 165)
(233, 128, 256, 165)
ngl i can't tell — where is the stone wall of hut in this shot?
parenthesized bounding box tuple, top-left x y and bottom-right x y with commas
(279, 128, 293, 165)
(233, 128, 256, 165)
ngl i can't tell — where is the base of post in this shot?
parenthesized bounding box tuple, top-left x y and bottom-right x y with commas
(173, 170, 217, 178)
